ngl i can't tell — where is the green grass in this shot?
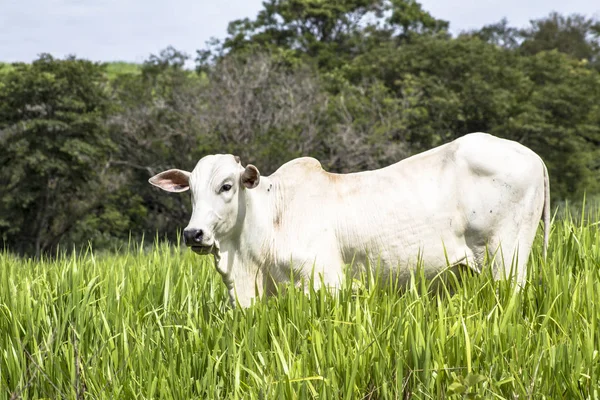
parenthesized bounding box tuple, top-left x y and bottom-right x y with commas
(104, 62, 142, 80)
(1, 208, 599, 399)
(1, 61, 142, 80)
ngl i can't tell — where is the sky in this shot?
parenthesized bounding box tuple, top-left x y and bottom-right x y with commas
(1, 0, 599, 66)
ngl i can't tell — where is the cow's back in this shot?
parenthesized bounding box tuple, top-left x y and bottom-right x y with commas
(268, 133, 547, 281)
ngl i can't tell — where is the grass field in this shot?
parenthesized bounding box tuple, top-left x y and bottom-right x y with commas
(104, 62, 142, 80)
(1, 207, 599, 399)
(1, 61, 142, 80)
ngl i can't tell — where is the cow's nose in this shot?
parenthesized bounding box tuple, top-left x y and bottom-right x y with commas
(183, 229, 203, 245)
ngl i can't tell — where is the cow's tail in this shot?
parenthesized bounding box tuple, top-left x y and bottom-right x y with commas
(542, 160, 551, 260)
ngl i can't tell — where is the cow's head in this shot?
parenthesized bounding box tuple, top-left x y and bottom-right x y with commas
(149, 155, 260, 254)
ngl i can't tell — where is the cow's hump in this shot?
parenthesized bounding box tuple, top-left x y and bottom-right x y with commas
(273, 157, 324, 176)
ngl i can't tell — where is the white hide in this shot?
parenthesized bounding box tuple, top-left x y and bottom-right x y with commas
(150, 132, 550, 307)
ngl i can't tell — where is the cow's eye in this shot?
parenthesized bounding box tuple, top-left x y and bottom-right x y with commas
(220, 184, 232, 193)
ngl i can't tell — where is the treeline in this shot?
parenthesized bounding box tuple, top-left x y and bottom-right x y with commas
(1, 0, 600, 257)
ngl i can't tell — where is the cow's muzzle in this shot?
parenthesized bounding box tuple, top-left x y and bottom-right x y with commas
(183, 228, 214, 254)
(184, 228, 204, 245)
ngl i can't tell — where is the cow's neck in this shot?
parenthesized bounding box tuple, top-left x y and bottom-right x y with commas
(215, 177, 277, 307)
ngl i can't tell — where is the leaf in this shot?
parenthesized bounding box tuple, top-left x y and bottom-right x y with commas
(465, 373, 487, 387)
(447, 382, 467, 394)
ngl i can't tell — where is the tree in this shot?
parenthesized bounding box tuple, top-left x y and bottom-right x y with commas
(468, 18, 521, 50)
(470, 13, 600, 69)
(193, 52, 328, 173)
(340, 34, 600, 199)
(519, 12, 600, 68)
(0, 55, 114, 256)
(507, 50, 600, 198)
(322, 79, 413, 172)
(106, 48, 204, 243)
(194, 51, 413, 174)
(198, 0, 448, 71)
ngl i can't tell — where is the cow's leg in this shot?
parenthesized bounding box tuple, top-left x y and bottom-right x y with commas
(480, 216, 539, 289)
(496, 230, 537, 288)
(312, 260, 345, 294)
(292, 249, 345, 296)
(271, 248, 345, 298)
(463, 190, 543, 289)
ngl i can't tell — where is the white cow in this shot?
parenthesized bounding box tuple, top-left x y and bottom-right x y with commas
(149, 132, 550, 307)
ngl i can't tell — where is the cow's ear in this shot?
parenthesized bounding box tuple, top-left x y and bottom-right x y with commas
(149, 169, 191, 192)
(241, 164, 260, 189)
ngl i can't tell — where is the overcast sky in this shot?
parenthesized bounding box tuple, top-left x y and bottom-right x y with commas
(1, 0, 599, 65)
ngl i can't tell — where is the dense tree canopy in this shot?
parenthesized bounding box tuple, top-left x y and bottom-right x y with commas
(519, 12, 600, 68)
(198, 0, 448, 70)
(0, 55, 115, 256)
(1, 4, 600, 256)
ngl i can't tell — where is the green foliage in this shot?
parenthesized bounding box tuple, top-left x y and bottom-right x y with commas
(104, 51, 203, 245)
(322, 79, 412, 172)
(470, 18, 521, 49)
(514, 51, 600, 199)
(211, 0, 448, 70)
(0, 62, 15, 75)
(0, 55, 115, 256)
(472, 12, 600, 69)
(1, 208, 599, 398)
(342, 35, 600, 199)
(519, 12, 600, 68)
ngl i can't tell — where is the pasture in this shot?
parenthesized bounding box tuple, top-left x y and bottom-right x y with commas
(1, 207, 599, 399)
